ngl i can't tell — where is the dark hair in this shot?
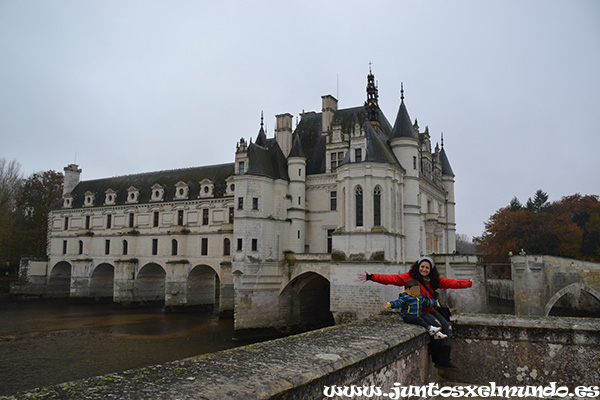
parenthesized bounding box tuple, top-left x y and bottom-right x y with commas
(405, 279, 419, 289)
(409, 259, 441, 290)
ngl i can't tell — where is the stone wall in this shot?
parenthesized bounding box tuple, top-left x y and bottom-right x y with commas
(442, 314, 600, 388)
(8, 314, 436, 399)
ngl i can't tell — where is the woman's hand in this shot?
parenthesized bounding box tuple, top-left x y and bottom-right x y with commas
(359, 271, 370, 283)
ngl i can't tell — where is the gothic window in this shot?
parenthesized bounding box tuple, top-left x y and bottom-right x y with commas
(172, 239, 178, 256)
(223, 238, 231, 256)
(355, 186, 363, 227)
(122, 240, 128, 255)
(78, 240, 83, 255)
(374, 186, 381, 227)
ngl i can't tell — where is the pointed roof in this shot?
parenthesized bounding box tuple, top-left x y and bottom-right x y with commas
(246, 141, 289, 180)
(391, 84, 418, 139)
(440, 136, 454, 175)
(255, 112, 267, 147)
(288, 131, 305, 158)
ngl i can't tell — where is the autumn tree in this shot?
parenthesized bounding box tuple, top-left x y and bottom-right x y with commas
(14, 170, 64, 259)
(474, 191, 600, 261)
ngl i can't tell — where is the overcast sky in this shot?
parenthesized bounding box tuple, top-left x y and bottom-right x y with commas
(1, 0, 599, 239)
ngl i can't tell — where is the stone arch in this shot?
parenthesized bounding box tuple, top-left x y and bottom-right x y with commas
(279, 272, 334, 332)
(135, 263, 166, 303)
(545, 282, 600, 316)
(48, 262, 71, 297)
(187, 265, 220, 309)
(90, 263, 114, 299)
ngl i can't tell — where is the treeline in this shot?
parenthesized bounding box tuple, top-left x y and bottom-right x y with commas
(0, 159, 63, 273)
(474, 190, 600, 261)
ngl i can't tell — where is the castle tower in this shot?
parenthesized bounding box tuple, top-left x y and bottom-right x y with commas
(389, 84, 421, 260)
(287, 132, 307, 253)
(321, 95, 338, 134)
(63, 164, 81, 196)
(440, 135, 456, 253)
(255, 111, 267, 147)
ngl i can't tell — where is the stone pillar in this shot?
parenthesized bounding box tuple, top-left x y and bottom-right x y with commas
(165, 262, 188, 307)
(512, 255, 547, 316)
(219, 261, 234, 314)
(114, 260, 137, 303)
(436, 254, 487, 313)
(70, 259, 93, 299)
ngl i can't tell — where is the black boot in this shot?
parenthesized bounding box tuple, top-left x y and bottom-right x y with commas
(434, 345, 458, 370)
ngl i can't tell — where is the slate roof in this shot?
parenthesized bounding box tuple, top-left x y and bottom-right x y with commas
(391, 101, 418, 139)
(440, 147, 454, 175)
(246, 140, 290, 181)
(62, 163, 235, 209)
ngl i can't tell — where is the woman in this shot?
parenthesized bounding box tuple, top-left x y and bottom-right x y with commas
(359, 256, 473, 370)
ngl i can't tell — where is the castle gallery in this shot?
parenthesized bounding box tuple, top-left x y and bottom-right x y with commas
(45, 70, 456, 333)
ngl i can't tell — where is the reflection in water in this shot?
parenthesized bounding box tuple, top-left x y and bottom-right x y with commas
(0, 298, 252, 395)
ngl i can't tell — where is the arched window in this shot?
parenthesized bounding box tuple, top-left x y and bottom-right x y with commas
(171, 239, 178, 256)
(122, 240, 128, 255)
(355, 186, 363, 227)
(374, 186, 381, 227)
(223, 238, 231, 256)
(78, 240, 83, 255)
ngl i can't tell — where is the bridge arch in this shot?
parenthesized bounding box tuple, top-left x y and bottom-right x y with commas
(279, 272, 334, 332)
(187, 264, 220, 309)
(135, 263, 166, 303)
(90, 263, 114, 299)
(545, 282, 600, 316)
(48, 261, 71, 297)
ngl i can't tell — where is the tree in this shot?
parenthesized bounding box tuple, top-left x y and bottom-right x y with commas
(455, 233, 477, 254)
(15, 170, 64, 259)
(525, 189, 549, 213)
(474, 191, 600, 261)
(0, 159, 23, 268)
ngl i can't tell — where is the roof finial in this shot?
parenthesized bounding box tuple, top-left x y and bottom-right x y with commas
(400, 82, 404, 102)
(369, 61, 372, 74)
(260, 110, 264, 128)
(441, 132, 444, 148)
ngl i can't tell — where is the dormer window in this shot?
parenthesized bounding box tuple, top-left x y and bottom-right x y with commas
(63, 194, 73, 209)
(127, 186, 139, 204)
(225, 176, 235, 196)
(151, 184, 165, 202)
(84, 191, 95, 207)
(104, 189, 117, 206)
(199, 179, 214, 198)
(174, 182, 189, 200)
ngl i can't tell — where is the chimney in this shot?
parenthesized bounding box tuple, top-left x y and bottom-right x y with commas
(321, 95, 338, 134)
(63, 164, 81, 196)
(276, 113, 293, 157)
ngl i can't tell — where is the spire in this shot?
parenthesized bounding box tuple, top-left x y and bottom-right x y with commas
(439, 133, 454, 175)
(365, 64, 380, 131)
(288, 131, 305, 158)
(256, 111, 267, 147)
(391, 84, 418, 139)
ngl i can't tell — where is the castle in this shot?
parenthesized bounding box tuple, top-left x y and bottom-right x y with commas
(45, 70, 456, 334)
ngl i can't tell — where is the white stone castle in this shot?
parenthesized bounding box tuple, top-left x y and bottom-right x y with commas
(44, 70, 456, 334)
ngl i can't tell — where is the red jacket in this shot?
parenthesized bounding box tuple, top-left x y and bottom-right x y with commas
(371, 272, 472, 312)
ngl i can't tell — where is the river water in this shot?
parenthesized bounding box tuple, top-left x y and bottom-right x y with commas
(0, 298, 255, 396)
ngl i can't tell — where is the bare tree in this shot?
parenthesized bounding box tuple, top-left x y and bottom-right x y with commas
(456, 233, 477, 254)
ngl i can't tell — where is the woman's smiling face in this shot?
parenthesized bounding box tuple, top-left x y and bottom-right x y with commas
(419, 261, 431, 277)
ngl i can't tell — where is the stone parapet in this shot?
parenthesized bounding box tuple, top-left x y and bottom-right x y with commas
(6, 314, 435, 399)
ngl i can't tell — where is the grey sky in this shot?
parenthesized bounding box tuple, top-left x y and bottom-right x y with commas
(1, 0, 599, 239)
